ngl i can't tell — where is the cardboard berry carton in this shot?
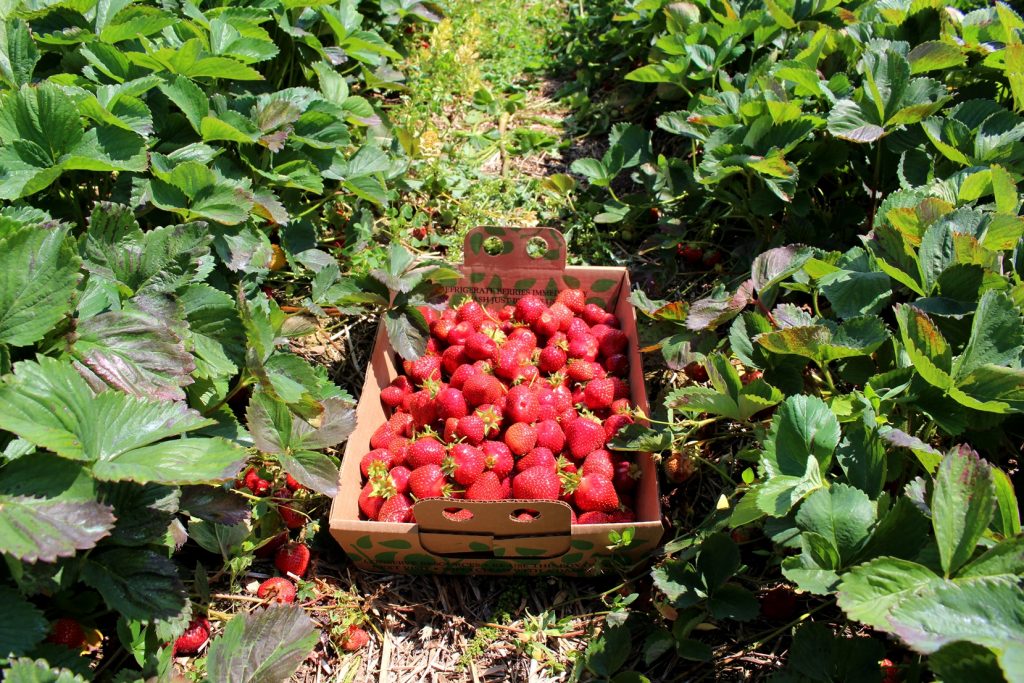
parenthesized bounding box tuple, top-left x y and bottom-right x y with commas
(329, 226, 663, 575)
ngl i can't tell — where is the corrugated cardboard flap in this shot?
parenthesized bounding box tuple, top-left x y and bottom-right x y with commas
(415, 498, 573, 558)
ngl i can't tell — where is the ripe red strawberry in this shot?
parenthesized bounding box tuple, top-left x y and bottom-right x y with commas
(257, 577, 296, 604)
(512, 466, 560, 500)
(360, 450, 392, 478)
(441, 345, 468, 375)
(590, 323, 612, 343)
(599, 328, 628, 357)
(474, 404, 503, 438)
(539, 345, 567, 374)
(370, 422, 395, 449)
(380, 385, 406, 410)
(173, 617, 211, 656)
(442, 416, 460, 443)
(535, 419, 565, 452)
(493, 345, 526, 381)
(582, 303, 609, 326)
(551, 383, 573, 411)
(252, 478, 271, 496)
(604, 353, 629, 376)
(408, 437, 446, 468)
(514, 295, 547, 324)
(604, 413, 633, 440)
(456, 299, 486, 328)
(577, 511, 613, 524)
(448, 321, 474, 345)
(583, 378, 615, 410)
(455, 414, 486, 444)
(742, 369, 764, 385)
(611, 377, 630, 400)
(565, 416, 607, 458)
(555, 288, 586, 313)
(241, 466, 259, 490)
(463, 373, 504, 406)
(285, 473, 302, 491)
(403, 355, 441, 385)
(276, 492, 305, 529)
(340, 625, 370, 651)
(504, 422, 538, 456)
(532, 308, 559, 337)
(515, 447, 556, 473)
(409, 464, 450, 499)
(449, 363, 479, 389)
(518, 364, 539, 383)
(505, 385, 539, 424)
(481, 440, 514, 478)
(759, 586, 798, 621)
(466, 470, 507, 500)
(498, 304, 515, 321)
(436, 387, 468, 420)
(447, 443, 486, 486)
(408, 391, 438, 429)
(378, 493, 414, 522)
(465, 332, 498, 361)
(275, 543, 310, 577)
(567, 334, 599, 361)
(611, 398, 632, 415)
(430, 317, 455, 342)
(574, 474, 619, 512)
(47, 618, 85, 649)
(581, 450, 615, 479)
(372, 465, 411, 498)
(566, 317, 590, 340)
(508, 327, 538, 350)
(386, 436, 409, 465)
(388, 411, 414, 437)
(548, 302, 574, 331)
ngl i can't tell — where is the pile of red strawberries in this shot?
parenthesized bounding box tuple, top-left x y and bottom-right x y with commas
(358, 289, 643, 525)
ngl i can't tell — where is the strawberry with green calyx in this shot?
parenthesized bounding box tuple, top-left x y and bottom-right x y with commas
(465, 332, 498, 361)
(360, 450, 393, 478)
(474, 404, 503, 438)
(538, 343, 568, 374)
(463, 372, 505, 406)
(482, 440, 514, 478)
(257, 577, 296, 604)
(275, 489, 306, 529)
(403, 354, 442, 386)
(275, 543, 311, 577)
(532, 308, 559, 337)
(445, 443, 486, 486)
(604, 413, 634, 440)
(408, 463, 452, 499)
(679, 243, 703, 264)
(456, 299, 486, 328)
(581, 450, 615, 479)
(340, 624, 370, 651)
(377, 493, 414, 522)
(370, 464, 411, 499)
(359, 482, 385, 520)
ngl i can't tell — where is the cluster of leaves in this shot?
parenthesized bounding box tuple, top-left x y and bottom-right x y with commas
(559, 0, 1024, 680)
(0, 0, 440, 677)
(567, 0, 1024, 258)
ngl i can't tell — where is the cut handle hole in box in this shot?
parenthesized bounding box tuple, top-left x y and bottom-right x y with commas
(511, 509, 541, 522)
(442, 508, 474, 522)
(482, 236, 504, 255)
(525, 236, 548, 259)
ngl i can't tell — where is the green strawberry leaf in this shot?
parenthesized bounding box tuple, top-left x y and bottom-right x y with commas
(206, 606, 319, 683)
(0, 495, 115, 563)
